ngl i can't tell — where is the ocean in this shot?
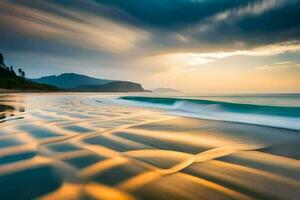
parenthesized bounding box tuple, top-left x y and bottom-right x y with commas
(117, 93, 300, 131)
(0, 93, 300, 200)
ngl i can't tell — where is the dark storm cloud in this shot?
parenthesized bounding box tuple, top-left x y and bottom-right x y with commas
(11, 0, 252, 29)
(73, 0, 300, 47)
(183, 0, 300, 49)
(237, 2, 300, 43)
(92, 0, 253, 29)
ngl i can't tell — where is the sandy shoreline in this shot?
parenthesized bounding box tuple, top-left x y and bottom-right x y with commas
(0, 93, 300, 200)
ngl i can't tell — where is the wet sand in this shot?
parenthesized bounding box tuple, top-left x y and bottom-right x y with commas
(0, 93, 300, 200)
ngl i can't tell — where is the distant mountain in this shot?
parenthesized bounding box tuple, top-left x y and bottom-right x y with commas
(72, 81, 148, 92)
(32, 73, 148, 92)
(152, 87, 182, 93)
(1, 53, 148, 93)
(0, 53, 58, 91)
(32, 73, 113, 89)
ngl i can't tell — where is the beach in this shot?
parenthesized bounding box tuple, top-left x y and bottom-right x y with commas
(0, 93, 300, 200)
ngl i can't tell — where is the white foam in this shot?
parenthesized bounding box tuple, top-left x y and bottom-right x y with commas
(115, 98, 300, 131)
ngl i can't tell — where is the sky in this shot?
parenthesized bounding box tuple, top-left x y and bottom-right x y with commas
(0, 0, 300, 93)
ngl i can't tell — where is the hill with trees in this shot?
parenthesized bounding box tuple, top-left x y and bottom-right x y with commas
(0, 53, 58, 91)
(32, 73, 113, 89)
(32, 73, 148, 92)
(1, 53, 148, 92)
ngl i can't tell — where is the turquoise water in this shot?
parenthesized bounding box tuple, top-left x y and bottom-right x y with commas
(119, 94, 300, 131)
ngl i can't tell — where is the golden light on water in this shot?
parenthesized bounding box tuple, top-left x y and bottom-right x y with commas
(1, 94, 300, 199)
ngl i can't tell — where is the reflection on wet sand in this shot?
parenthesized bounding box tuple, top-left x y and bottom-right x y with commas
(0, 93, 300, 200)
(0, 95, 25, 124)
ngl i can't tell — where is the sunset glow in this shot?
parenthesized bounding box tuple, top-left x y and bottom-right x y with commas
(1, 0, 300, 92)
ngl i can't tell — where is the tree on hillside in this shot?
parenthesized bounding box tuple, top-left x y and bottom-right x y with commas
(0, 53, 6, 69)
(21, 70, 25, 78)
(0, 53, 4, 65)
(10, 66, 16, 75)
(18, 68, 25, 78)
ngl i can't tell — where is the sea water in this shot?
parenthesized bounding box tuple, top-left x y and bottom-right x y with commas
(118, 93, 300, 131)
